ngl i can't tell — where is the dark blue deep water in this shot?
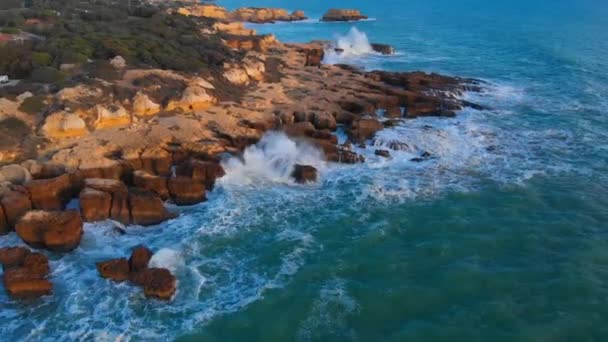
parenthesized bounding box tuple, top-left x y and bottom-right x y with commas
(2, 0, 608, 340)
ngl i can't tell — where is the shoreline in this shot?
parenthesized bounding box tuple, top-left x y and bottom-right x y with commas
(0, 1, 484, 301)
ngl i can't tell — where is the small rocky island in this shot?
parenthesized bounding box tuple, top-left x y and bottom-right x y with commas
(0, 0, 483, 300)
(321, 9, 369, 22)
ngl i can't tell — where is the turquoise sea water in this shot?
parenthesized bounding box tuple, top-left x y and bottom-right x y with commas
(2, 0, 608, 340)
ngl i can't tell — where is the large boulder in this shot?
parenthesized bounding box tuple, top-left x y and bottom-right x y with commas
(168, 176, 206, 205)
(15, 210, 83, 252)
(291, 165, 318, 184)
(130, 268, 176, 300)
(3, 269, 53, 299)
(96, 258, 130, 282)
(129, 246, 153, 272)
(133, 171, 169, 200)
(128, 189, 171, 226)
(0, 164, 32, 185)
(25, 173, 75, 210)
(1, 246, 52, 299)
(321, 9, 368, 22)
(371, 43, 395, 55)
(0, 246, 30, 270)
(223, 67, 250, 85)
(79, 187, 112, 222)
(0, 188, 32, 229)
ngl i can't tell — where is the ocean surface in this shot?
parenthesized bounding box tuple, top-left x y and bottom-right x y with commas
(2, 0, 608, 340)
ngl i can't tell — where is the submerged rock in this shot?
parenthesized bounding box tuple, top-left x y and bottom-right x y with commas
(375, 149, 391, 158)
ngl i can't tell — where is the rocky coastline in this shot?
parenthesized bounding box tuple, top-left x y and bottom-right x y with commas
(0, 1, 483, 300)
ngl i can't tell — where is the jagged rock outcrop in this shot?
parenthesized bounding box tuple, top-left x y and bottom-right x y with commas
(1, 247, 53, 299)
(94, 104, 131, 129)
(375, 149, 391, 158)
(177, 4, 228, 19)
(321, 9, 368, 22)
(166, 86, 215, 112)
(223, 66, 250, 85)
(213, 22, 256, 36)
(132, 92, 161, 117)
(223, 34, 278, 52)
(230, 8, 306, 23)
(291, 165, 317, 183)
(371, 43, 395, 55)
(304, 47, 324, 67)
(15, 210, 83, 252)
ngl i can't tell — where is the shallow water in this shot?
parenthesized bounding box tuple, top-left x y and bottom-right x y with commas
(2, 0, 608, 340)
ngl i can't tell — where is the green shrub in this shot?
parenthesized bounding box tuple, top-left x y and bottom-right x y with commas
(58, 51, 88, 64)
(1, 27, 20, 34)
(18, 95, 46, 115)
(30, 66, 66, 83)
(31, 52, 52, 66)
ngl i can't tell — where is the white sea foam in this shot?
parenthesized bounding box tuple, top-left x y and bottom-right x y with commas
(323, 27, 375, 64)
(220, 131, 326, 186)
(149, 248, 183, 273)
(296, 278, 359, 341)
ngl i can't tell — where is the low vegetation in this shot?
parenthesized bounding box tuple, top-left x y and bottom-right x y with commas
(0, 0, 239, 82)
